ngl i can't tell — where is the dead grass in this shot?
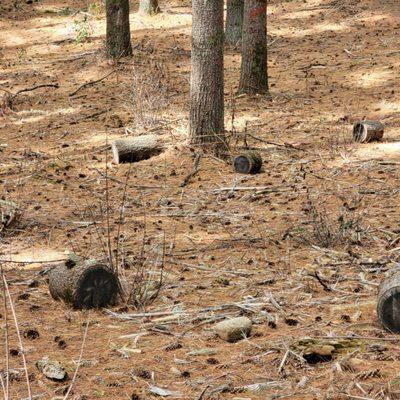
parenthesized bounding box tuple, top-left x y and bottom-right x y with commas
(293, 191, 367, 249)
(129, 58, 169, 131)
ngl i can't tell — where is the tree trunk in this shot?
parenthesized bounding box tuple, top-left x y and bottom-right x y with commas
(233, 151, 262, 174)
(0, 199, 19, 232)
(111, 134, 164, 164)
(225, 0, 244, 46)
(139, 0, 160, 14)
(48, 258, 119, 309)
(190, 0, 225, 150)
(377, 270, 400, 333)
(353, 120, 384, 143)
(106, 0, 132, 58)
(239, 0, 268, 94)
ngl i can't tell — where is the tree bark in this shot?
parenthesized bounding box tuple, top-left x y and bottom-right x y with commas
(111, 134, 164, 164)
(190, 0, 225, 150)
(106, 0, 132, 58)
(233, 151, 262, 174)
(0, 199, 19, 232)
(239, 0, 268, 94)
(377, 270, 400, 333)
(225, 0, 244, 46)
(139, 0, 160, 14)
(353, 120, 384, 143)
(48, 258, 119, 309)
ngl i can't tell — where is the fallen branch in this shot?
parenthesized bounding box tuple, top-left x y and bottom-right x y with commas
(309, 271, 332, 291)
(1, 84, 59, 112)
(69, 70, 115, 97)
(0, 259, 67, 264)
(309, 335, 399, 342)
(278, 349, 289, 374)
(14, 84, 59, 97)
(245, 132, 305, 151)
(180, 153, 202, 187)
(196, 385, 211, 400)
(212, 185, 290, 194)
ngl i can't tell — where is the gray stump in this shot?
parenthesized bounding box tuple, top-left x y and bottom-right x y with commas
(353, 120, 384, 143)
(111, 134, 163, 164)
(233, 151, 262, 174)
(0, 199, 19, 232)
(377, 270, 400, 333)
(48, 259, 119, 309)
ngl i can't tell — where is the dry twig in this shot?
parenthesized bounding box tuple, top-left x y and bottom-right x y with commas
(69, 70, 115, 97)
(180, 153, 202, 187)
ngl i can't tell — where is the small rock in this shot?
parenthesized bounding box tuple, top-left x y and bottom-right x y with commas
(214, 317, 252, 342)
(36, 357, 68, 381)
(2, 369, 22, 382)
(170, 367, 181, 376)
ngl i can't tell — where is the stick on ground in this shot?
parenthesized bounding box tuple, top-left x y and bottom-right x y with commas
(180, 153, 201, 187)
(69, 70, 115, 97)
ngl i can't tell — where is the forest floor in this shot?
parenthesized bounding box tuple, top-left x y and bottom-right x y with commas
(2, 0, 400, 398)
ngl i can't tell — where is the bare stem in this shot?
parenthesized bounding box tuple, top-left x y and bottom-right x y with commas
(3, 274, 32, 400)
(105, 133, 114, 270)
(63, 315, 90, 400)
(0, 262, 10, 400)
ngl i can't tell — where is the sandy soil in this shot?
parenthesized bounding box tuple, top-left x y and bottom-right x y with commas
(2, 0, 400, 399)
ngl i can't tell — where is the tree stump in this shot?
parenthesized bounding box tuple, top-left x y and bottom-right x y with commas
(377, 270, 400, 333)
(353, 120, 384, 143)
(111, 134, 163, 164)
(0, 199, 19, 232)
(48, 258, 119, 309)
(233, 151, 262, 174)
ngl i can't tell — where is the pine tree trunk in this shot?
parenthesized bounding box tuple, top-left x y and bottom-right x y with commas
(106, 0, 132, 58)
(139, 0, 160, 14)
(239, 0, 268, 94)
(225, 0, 244, 46)
(190, 0, 225, 150)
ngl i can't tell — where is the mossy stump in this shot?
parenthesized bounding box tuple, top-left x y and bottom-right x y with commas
(48, 258, 119, 309)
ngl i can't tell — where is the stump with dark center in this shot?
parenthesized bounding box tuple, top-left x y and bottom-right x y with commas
(233, 151, 262, 174)
(111, 134, 164, 164)
(353, 120, 384, 143)
(377, 270, 400, 333)
(48, 258, 119, 309)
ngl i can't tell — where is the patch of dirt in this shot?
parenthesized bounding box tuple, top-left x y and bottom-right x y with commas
(1, 0, 400, 399)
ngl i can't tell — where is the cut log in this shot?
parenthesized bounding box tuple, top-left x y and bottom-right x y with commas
(353, 120, 384, 143)
(48, 258, 119, 309)
(233, 151, 262, 174)
(111, 134, 163, 164)
(377, 270, 400, 333)
(0, 199, 19, 232)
